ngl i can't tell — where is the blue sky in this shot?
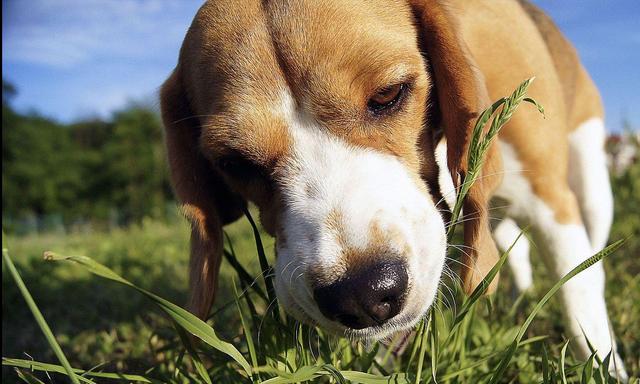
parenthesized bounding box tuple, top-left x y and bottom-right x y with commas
(3, 0, 639, 132)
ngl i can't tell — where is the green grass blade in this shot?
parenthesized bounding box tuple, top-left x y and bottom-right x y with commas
(448, 78, 542, 241)
(515, 239, 625, 344)
(600, 351, 612, 382)
(430, 309, 438, 382)
(15, 369, 48, 384)
(448, 97, 507, 234)
(380, 333, 403, 368)
(174, 324, 213, 384)
(581, 353, 596, 384)
(581, 326, 610, 375)
(519, 335, 549, 346)
(406, 319, 425, 371)
(560, 339, 571, 384)
(488, 342, 519, 384)
(3, 358, 151, 382)
(447, 229, 526, 341)
(44, 251, 253, 377)
(258, 365, 406, 384)
(223, 234, 267, 300)
(523, 97, 545, 116)
(258, 365, 325, 383)
(438, 351, 501, 380)
(341, 371, 410, 384)
(322, 364, 348, 384)
(414, 313, 431, 384)
(243, 208, 279, 318)
(233, 279, 260, 382)
(2, 238, 81, 384)
(489, 239, 626, 383)
(488, 77, 536, 136)
(542, 343, 550, 383)
(459, 232, 520, 312)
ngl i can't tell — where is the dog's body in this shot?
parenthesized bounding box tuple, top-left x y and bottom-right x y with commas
(161, 0, 624, 377)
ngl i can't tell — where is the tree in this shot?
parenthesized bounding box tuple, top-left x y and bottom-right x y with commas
(104, 106, 171, 224)
(2, 79, 174, 233)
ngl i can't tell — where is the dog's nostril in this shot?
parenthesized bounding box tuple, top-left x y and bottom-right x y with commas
(313, 261, 408, 329)
(370, 301, 392, 323)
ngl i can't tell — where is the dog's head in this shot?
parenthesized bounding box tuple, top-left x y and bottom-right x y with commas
(161, 0, 501, 339)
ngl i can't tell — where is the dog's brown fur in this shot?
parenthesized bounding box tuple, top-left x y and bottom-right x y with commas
(161, 0, 602, 319)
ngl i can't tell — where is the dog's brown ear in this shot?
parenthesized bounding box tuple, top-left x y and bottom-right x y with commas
(411, 0, 503, 294)
(160, 68, 244, 319)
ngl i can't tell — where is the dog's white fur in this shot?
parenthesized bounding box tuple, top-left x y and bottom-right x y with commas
(493, 217, 533, 292)
(275, 92, 447, 339)
(495, 138, 625, 379)
(434, 138, 458, 211)
(568, 118, 614, 252)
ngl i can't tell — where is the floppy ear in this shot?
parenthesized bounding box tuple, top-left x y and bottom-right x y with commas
(160, 67, 245, 319)
(411, 0, 503, 294)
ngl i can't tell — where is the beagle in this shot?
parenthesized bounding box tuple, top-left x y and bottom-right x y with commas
(160, 0, 625, 377)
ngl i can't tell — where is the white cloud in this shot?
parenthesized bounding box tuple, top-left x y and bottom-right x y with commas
(3, 0, 200, 68)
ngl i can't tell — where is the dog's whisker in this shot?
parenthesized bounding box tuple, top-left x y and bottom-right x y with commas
(280, 258, 298, 276)
(438, 267, 459, 312)
(436, 282, 455, 312)
(432, 295, 449, 325)
(445, 214, 506, 230)
(447, 245, 474, 260)
(439, 272, 458, 302)
(171, 113, 221, 125)
(445, 250, 482, 275)
(257, 296, 280, 343)
(292, 270, 315, 299)
(445, 249, 473, 260)
(288, 264, 305, 286)
(442, 202, 511, 220)
(449, 243, 480, 251)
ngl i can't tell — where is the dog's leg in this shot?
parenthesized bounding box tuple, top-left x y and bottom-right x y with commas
(567, 118, 614, 252)
(493, 218, 532, 292)
(498, 138, 626, 379)
(528, 190, 627, 380)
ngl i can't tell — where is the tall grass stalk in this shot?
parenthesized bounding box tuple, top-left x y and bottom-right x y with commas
(447, 77, 543, 238)
(2, 235, 81, 384)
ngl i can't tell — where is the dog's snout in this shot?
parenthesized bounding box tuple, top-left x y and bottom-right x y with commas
(313, 261, 408, 329)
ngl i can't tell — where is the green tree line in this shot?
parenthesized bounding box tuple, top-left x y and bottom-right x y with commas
(2, 79, 174, 234)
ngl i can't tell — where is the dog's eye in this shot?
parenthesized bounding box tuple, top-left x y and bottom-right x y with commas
(368, 83, 406, 115)
(216, 155, 266, 181)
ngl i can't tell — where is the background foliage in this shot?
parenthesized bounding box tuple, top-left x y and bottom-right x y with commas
(2, 79, 173, 234)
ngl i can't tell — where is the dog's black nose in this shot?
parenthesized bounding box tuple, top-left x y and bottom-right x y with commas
(313, 261, 408, 329)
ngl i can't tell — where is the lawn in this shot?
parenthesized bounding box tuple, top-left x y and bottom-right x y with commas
(3, 180, 638, 383)
(2, 216, 267, 376)
(3, 88, 639, 382)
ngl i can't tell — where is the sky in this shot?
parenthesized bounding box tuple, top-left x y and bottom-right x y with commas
(3, 0, 639, 132)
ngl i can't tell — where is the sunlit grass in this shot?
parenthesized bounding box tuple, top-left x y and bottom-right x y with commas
(2, 79, 638, 383)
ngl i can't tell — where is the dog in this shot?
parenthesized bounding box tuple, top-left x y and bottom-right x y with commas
(160, 0, 626, 377)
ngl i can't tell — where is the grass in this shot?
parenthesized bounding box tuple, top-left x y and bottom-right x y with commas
(2, 79, 639, 383)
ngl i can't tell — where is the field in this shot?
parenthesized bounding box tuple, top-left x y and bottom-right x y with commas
(3, 167, 639, 383)
(3, 89, 639, 382)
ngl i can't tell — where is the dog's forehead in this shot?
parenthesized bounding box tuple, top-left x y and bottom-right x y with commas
(189, 0, 420, 100)
(266, 0, 424, 116)
(189, 0, 426, 163)
(265, 0, 419, 76)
